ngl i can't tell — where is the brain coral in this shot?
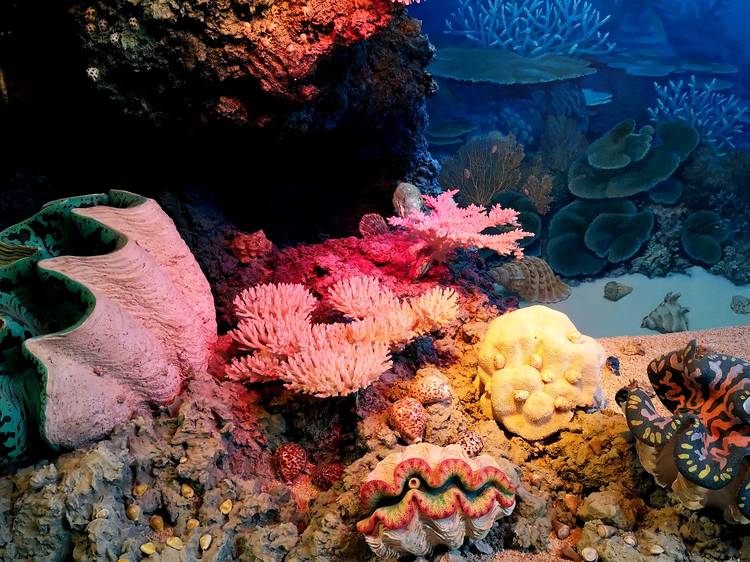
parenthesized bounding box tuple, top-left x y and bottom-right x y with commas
(477, 306, 606, 440)
(356, 443, 516, 557)
(617, 340, 750, 524)
(0, 190, 215, 465)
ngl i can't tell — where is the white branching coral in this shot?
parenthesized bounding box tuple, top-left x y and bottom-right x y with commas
(226, 276, 459, 397)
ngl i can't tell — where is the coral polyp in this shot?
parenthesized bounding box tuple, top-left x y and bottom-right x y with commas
(617, 340, 750, 524)
(356, 443, 516, 557)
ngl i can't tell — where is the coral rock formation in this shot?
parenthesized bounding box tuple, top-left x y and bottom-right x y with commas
(356, 442, 516, 557)
(477, 306, 606, 440)
(617, 340, 750, 524)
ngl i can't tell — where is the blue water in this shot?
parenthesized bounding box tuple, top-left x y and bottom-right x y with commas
(407, 0, 750, 333)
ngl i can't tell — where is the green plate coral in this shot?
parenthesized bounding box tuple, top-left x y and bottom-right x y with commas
(568, 119, 699, 199)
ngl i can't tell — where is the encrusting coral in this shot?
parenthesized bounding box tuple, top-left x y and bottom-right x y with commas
(477, 306, 606, 440)
(617, 340, 750, 524)
(0, 190, 216, 465)
(356, 442, 517, 557)
(226, 276, 459, 397)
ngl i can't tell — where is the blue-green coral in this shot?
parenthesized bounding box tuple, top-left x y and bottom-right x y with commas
(568, 119, 699, 199)
(546, 199, 652, 276)
(681, 210, 729, 265)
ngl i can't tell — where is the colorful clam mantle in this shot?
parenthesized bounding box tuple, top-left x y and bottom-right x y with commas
(356, 443, 517, 557)
(617, 340, 750, 524)
(0, 190, 215, 465)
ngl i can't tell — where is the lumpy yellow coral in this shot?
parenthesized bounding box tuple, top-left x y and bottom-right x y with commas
(476, 306, 605, 440)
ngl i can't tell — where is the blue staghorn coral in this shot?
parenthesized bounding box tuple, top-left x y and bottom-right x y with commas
(444, 0, 615, 56)
(648, 76, 748, 153)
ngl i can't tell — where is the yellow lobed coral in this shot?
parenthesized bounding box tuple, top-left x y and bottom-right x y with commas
(476, 306, 605, 440)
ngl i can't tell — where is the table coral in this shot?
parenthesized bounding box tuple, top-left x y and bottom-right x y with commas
(617, 340, 750, 524)
(356, 442, 516, 557)
(477, 306, 606, 440)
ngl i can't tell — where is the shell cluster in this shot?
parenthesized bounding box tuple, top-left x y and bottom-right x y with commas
(356, 443, 516, 557)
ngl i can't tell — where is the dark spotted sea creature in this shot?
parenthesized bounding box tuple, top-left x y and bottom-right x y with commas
(616, 340, 750, 523)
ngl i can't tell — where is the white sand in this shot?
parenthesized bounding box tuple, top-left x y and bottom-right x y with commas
(521, 266, 750, 338)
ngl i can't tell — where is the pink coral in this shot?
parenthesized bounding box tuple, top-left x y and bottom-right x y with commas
(226, 276, 458, 397)
(387, 189, 532, 265)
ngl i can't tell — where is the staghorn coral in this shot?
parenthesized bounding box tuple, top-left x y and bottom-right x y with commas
(617, 340, 750, 524)
(226, 276, 459, 397)
(356, 443, 516, 557)
(444, 0, 615, 56)
(388, 189, 531, 269)
(0, 190, 216, 465)
(440, 132, 525, 207)
(648, 76, 748, 153)
(477, 306, 606, 440)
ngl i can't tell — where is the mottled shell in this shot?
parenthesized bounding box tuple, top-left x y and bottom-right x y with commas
(491, 257, 571, 304)
(388, 397, 426, 444)
(641, 291, 689, 334)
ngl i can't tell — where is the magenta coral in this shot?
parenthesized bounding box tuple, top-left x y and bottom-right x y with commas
(226, 276, 458, 397)
(387, 189, 532, 266)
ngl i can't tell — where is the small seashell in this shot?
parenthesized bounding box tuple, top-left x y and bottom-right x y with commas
(358, 213, 389, 238)
(95, 508, 109, 519)
(589, 437, 603, 455)
(126, 504, 140, 521)
(200, 534, 213, 550)
(568, 331, 582, 343)
(529, 472, 543, 487)
(581, 547, 599, 562)
(623, 534, 637, 547)
(541, 369, 556, 383)
(560, 545, 582, 561)
(554, 397, 573, 410)
(564, 494, 580, 515)
(311, 463, 345, 491)
(513, 390, 530, 402)
(410, 373, 452, 405)
(219, 499, 233, 515)
(564, 369, 581, 384)
(387, 397, 426, 445)
(179, 456, 188, 464)
(649, 545, 665, 555)
(139, 543, 156, 556)
(494, 353, 506, 370)
(552, 519, 570, 539)
(596, 524, 615, 538)
(133, 483, 148, 497)
(490, 257, 570, 304)
(166, 537, 184, 551)
(149, 515, 164, 532)
(455, 430, 484, 457)
(186, 518, 200, 531)
(529, 353, 543, 370)
(180, 483, 194, 499)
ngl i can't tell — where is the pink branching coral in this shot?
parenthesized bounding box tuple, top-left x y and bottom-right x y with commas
(226, 276, 458, 397)
(387, 190, 532, 268)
